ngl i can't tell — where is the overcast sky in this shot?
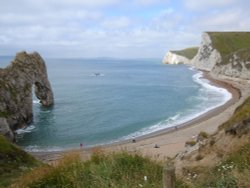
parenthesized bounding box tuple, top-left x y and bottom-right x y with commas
(0, 0, 250, 58)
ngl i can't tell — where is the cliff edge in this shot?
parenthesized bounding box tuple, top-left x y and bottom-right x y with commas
(192, 32, 250, 80)
(0, 51, 54, 141)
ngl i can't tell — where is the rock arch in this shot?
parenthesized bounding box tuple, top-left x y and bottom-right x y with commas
(0, 51, 54, 141)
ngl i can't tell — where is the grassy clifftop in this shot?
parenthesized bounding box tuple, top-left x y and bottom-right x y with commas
(208, 32, 250, 65)
(12, 151, 164, 188)
(171, 47, 198, 60)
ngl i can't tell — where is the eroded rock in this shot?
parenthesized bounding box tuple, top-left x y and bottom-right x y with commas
(0, 51, 54, 141)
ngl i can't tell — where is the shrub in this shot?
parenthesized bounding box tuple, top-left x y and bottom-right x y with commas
(198, 131, 208, 139)
(185, 140, 196, 147)
(209, 138, 216, 146)
(195, 154, 204, 161)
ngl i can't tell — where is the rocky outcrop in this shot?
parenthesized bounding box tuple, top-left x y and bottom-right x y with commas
(162, 51, 191, 65)
(212, 49, 250, 80)
(192, 32, 250, 80)
(0, 51, 54, 141)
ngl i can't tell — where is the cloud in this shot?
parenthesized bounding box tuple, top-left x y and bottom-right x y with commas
(184, 0, 236, 10)
(191, 8, 250, 31)
(0, 0, 250, 58)
(134, 0, 167, 6)
(101, 17, 131, 29)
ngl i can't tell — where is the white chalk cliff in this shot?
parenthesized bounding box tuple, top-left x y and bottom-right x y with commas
(192, 33, 221, 71)
(192, 32, 250, 80)
(162, 51, 191, 65)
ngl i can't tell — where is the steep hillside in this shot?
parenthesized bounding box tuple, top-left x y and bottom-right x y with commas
(175, 96, 250, 187)
(0, 135, 40, 187)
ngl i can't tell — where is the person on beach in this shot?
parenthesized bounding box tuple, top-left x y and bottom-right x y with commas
(154, 144, 159, 148)
(80, 143, 83, 149)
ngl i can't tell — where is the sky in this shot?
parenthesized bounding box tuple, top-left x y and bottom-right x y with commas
(0, 0, 250, 58)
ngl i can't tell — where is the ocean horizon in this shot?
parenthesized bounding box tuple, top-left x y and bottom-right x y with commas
(0, 57, 231, 152)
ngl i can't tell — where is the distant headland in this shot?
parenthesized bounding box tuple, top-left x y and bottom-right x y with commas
(163, 32, 250, 80)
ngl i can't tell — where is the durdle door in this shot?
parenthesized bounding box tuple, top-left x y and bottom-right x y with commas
(0, 51, 54, 141)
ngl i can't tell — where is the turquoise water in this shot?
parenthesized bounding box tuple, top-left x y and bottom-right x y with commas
(0, 57, 231, 151)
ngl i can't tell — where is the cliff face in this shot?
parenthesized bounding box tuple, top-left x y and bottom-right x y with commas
(192, 33, 221, 71)
(0, 51, 54, 141)
(192, 32, 250, 80)
(162, 51, 191, 65)
(212, 48, 250, 80)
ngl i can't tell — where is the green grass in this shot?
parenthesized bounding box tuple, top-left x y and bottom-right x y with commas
(0, 135, 39, 188)
(207, 32, 250, 65)
(219, 96, 250, 130)
(13, 151, 164, 188)
(171, 47, 198, 60)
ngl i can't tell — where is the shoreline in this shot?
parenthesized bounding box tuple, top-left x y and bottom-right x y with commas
(29, 70, 249, 163)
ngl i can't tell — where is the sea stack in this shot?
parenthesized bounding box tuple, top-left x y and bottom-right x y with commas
(0, 51, 54, 141)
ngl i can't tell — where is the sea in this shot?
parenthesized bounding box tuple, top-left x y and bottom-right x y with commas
(0, 57, 231, 152)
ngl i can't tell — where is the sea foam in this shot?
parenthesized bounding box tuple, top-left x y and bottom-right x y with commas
(119, 71, 232, 141)
(24, 145, 64, 152)
(16, 125, 36, 134)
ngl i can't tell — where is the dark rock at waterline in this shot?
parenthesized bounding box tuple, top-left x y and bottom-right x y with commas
(0, 51, 54, 141)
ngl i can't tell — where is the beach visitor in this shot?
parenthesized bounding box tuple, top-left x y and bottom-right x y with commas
(154, 144, 160, 148)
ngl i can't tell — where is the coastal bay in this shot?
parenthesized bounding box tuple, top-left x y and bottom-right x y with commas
(31, 69, 249, 164)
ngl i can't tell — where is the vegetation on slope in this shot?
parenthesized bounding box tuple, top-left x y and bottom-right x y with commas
(208, 32, 250, 65)
(12, 150, 164, 188)
(180, 142, 250, 188)
(219, 96, 250, 130)
(0, 135, 40, 187)
(178, 96, 250, 187)
(171, 47, 198, 60)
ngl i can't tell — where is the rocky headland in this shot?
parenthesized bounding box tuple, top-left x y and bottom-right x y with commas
(192, 32, 250, 80)
(160, 32, 250, 187)
(0, 51, 54, 142)
(162, 47, 198, 65)
(163, 32, 250, 82)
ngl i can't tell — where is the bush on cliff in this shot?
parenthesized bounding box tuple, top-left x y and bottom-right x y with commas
(0, 135, 40, 187)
